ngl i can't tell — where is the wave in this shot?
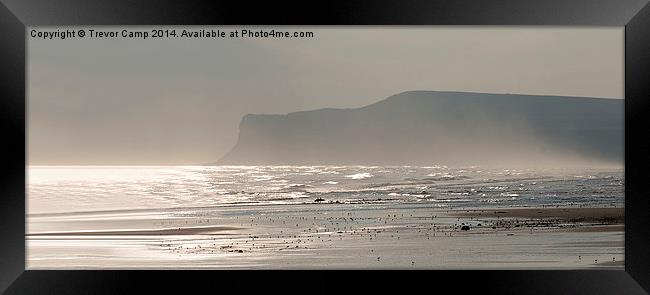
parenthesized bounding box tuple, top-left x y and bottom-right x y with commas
(345, 173, 373, 180)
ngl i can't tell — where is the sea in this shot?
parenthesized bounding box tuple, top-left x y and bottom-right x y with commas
(27, 165, 623, 215)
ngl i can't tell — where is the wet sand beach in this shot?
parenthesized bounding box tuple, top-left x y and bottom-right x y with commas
(452, 207, 623, 220)
(27, 203, 624, 269)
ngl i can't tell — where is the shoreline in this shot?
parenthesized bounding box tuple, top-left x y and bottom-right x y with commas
(27, 225, 245, 236)
(27, 203, 624, 269)
(27, 206, 624, 236)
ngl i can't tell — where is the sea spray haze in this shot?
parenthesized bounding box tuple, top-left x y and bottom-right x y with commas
(26, 91, 623, 269)
(27, 27, 624, 269)
(28, 166, 623, 214)
(218, 91, 622, 167)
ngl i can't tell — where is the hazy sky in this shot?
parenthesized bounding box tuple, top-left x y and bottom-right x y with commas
(28, 27, 623, 165)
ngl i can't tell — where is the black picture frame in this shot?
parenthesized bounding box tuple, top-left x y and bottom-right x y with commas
(1, 0, 649, 293)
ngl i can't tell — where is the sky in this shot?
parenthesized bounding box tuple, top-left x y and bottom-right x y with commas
(28, 27, 623, 165)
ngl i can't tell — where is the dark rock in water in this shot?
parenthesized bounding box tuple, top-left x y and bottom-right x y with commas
(314, 198, 325, 202)
(461, 225, 470, 231)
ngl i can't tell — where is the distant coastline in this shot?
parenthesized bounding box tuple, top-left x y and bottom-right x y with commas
(217, 91, 623, 167)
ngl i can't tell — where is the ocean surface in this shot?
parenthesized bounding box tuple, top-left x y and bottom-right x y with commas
(27, 166, 623, 215)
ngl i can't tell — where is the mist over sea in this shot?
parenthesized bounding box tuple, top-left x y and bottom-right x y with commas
(27, 166, 623, 215)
